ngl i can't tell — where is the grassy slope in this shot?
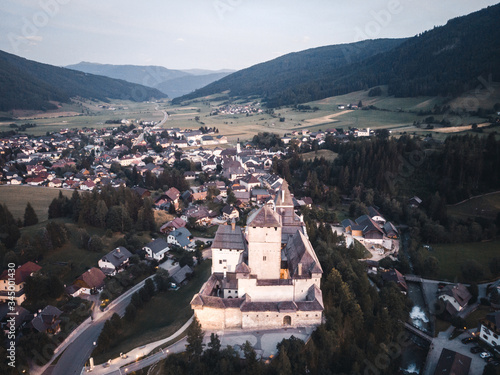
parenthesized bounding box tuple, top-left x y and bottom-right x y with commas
(94, 260, 212, 364)
(300, 149, 338, 162)
(432, 239, 500, 282)
(0, 185, 73, 222)
(447, 191, 500, 220)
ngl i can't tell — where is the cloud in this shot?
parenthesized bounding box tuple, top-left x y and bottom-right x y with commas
(175, 37, 185, 43)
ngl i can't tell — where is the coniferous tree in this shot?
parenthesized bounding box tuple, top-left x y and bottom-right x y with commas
(185, 317, 204, 360)
(24, 202, 38, 226)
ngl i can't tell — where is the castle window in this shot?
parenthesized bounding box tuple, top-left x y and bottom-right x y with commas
(263, 256, 267, 261)
(219, 260, 222, 264)
(275, 227, 277, 231)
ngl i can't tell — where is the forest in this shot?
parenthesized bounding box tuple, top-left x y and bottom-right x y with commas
(0, 49, 167, 111)
(141, 218, 410, 375)
(175, 4, 500, 108)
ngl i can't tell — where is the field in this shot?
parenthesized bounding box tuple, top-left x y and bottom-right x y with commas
(0, 99, 166, 136)
(447, 191, 500, 220)
(2, 83, 498, 142)
(94, 260, 212, 364)
(0, 185, 73, 222)
(300, 149, 338, 162)
(431, 239, 500, 282)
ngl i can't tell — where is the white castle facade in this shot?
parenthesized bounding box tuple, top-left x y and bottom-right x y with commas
(191, 181, 324, 330)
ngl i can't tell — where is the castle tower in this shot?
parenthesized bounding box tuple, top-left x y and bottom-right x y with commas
(246, 205, 282, 279)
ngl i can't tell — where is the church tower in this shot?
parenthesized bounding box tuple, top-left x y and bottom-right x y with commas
(246, 205, 282, 279)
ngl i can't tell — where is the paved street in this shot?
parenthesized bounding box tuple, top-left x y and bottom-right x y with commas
(34, 275, 156, 375)
(90, 326, 314, 375)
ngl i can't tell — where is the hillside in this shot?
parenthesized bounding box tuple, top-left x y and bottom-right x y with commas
(174, 4, 500, 107)
(67, 62, 233, 98)
(0, 51, 167, 112)
(172, 38, 406, 105)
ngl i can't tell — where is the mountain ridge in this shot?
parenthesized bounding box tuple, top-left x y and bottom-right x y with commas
(66, 62, 235, 98)
(173, 3, 500, 107)
(0, 50, 167, 112)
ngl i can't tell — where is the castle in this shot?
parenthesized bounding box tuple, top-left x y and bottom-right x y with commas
(191, 181, 324, 330)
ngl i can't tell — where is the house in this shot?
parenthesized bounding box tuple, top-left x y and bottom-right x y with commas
(98, 247, 133, 276)
(30, 305, 62, 334)
(239, 174, 261, 191)
(171, 265, 193, 285)
(165, 187, 181, 210)
(143, 238, 170, 261)
(355, 215, 385, 243)
(478, 311, 500, 352)
(0, 305, 30, 337)
(438, 283, 472, 316)
(383, 222, 398, 239)
(380, 269, 408, 293)
(367, 206, 386, 226)
(191, 182, 323, 330)
(73, 267, 106, 295)
(167, 227, 193, 249)
(160, 217, 187, 233)
(221, 205, 239, 221)
(79, 180, 96, 191)
(0, 261, 42, 305)
(409, 196, 422, 208)
(433, 349, 471, 375)
(131, 186, 151, 198)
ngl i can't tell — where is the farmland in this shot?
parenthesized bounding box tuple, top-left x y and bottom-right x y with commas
(0, 185, 73, 222)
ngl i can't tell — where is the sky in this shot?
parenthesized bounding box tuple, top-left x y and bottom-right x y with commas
(1, 0, 499, 71)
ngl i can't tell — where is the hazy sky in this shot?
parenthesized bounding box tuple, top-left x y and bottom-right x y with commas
(1, 0, 498, 70)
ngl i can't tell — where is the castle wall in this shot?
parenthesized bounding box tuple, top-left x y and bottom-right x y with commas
(242, 311, 322, 329)
(194, 306, 243, 330)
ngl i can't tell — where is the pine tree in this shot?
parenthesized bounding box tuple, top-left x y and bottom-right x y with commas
(23, 202, 38, 226)
(185, 317, 204, 360)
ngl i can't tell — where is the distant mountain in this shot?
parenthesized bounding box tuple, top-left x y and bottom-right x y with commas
(155, 72, 234, 98)
(180, 68, 235, 76)
(0, 51, 167, 112)
(65, 62, 188, 86)
(174, 4, 500, 107)
(66, 62, 234, 98)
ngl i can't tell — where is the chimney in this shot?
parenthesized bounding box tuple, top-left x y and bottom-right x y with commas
(231, 218, 236, 231)
(298, 263, 302, 276)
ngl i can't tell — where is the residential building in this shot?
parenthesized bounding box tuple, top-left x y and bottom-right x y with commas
(98, 246, 133, 276)
(143, 238, 170, 261)
(0, 261, 42, 305)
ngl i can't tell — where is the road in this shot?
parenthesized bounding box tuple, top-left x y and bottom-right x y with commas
(37, 275, 155, 375)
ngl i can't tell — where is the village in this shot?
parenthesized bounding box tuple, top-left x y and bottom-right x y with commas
(0, 119, 499, 375)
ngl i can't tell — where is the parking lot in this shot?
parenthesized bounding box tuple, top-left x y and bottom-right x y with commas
(423, 328, 496, 375)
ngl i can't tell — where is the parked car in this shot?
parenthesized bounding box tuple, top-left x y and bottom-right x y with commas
(470, 347, 482, 354)
(480, 352, 492, 359)
(461, 337, 476, 344)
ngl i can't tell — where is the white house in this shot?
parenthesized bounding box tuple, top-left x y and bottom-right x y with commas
(98, 246, 132, 276)
(167, 228, 193, 250)
(438, 284, 472, 315)
(143, 238, 169, 261)
(479, 312, 500, 351)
